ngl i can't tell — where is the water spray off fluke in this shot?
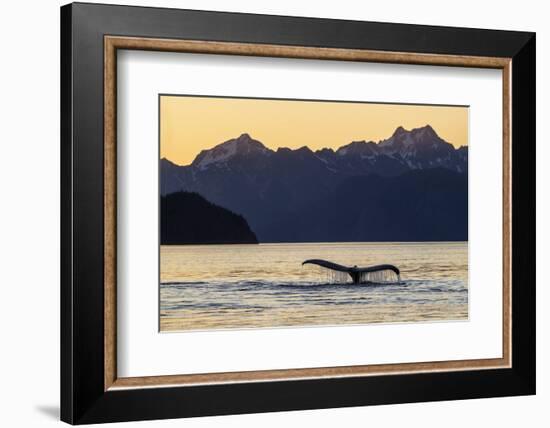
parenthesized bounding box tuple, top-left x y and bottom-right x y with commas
(302, 259, 401, 285)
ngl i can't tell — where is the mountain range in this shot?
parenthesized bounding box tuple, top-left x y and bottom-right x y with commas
(161, 125, 468, 243)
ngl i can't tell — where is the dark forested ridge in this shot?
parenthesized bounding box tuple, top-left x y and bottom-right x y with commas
(161, 191, 258, 245)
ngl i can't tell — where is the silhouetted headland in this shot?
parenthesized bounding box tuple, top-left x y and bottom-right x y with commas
(161, 191, 258, 245)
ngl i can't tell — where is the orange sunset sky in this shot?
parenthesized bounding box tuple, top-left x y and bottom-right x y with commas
(160, 95, 469, 166)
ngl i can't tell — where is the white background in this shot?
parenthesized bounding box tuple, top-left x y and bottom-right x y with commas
(0, 0, 546, 427)
(118, 51, 503, 377)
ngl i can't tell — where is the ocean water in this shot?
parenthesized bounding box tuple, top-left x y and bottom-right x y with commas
(160, 242, 468, 331)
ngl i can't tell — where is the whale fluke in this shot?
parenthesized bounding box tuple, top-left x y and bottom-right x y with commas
(302, 259, 400, 284)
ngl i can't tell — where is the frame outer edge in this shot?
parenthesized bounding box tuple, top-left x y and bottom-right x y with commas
(510, 33, 536, 392)
(71, 3, 111, 423)
(73, 2, 533, 58)
(60, 3, 75, 424)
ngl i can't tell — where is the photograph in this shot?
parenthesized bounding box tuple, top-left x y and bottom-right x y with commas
(159, 95, 469, 331)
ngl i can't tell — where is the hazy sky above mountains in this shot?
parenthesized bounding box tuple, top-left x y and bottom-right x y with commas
(161, 95, 468, 165)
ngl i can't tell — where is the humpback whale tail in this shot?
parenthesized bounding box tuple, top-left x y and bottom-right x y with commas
(302, 259, 400, 284)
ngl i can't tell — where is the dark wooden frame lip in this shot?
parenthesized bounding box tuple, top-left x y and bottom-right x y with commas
(61, 2, 535, 424)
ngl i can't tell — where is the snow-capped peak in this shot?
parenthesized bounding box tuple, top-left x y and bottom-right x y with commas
(379, 125, 443, 152)
(192, 133, 271, 170)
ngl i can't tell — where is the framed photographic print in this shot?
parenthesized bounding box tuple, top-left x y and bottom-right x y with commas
(60, 2, 536, 424)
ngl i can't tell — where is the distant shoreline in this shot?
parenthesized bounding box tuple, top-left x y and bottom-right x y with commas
(160, 240, 468, 246)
